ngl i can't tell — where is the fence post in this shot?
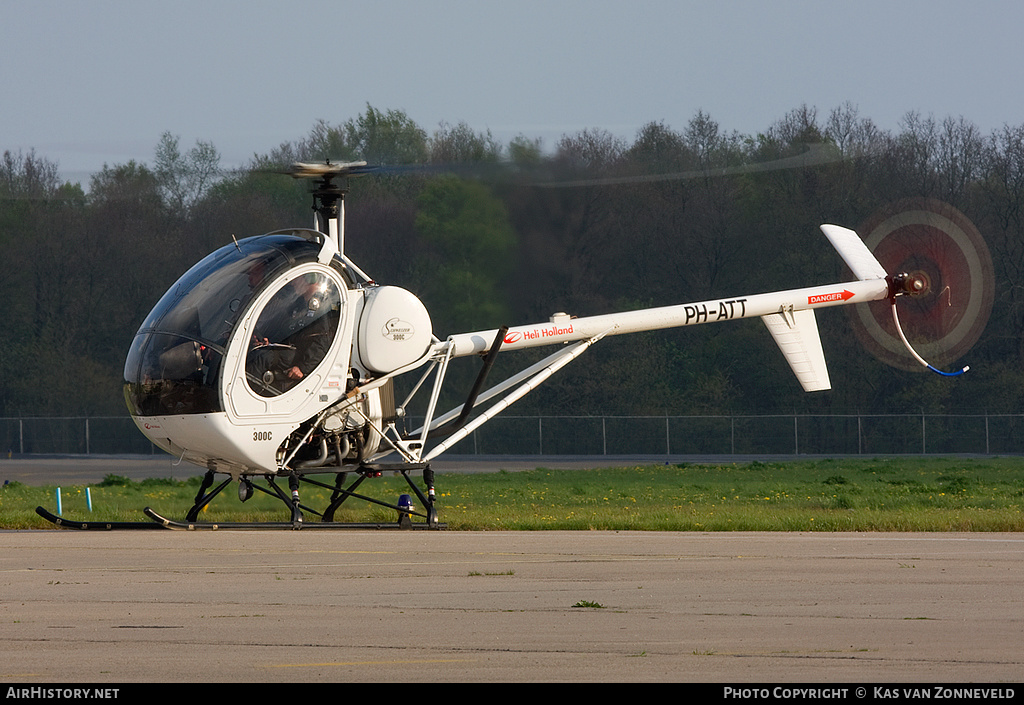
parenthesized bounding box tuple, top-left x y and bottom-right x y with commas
(922, 413, 926, 454)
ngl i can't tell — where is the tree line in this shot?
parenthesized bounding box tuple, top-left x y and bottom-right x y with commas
(2, 103, 1023, 418)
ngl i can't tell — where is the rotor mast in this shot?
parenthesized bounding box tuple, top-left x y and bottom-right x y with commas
(312, 175, 347, 254)
(287, 160, 370, 257)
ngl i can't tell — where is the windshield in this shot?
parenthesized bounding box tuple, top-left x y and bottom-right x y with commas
(124, 233, 337, 416)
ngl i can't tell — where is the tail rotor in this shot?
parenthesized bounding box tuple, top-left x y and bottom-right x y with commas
(848, 199, 994, 375)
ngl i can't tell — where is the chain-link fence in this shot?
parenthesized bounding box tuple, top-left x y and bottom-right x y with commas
(0, 417, 155, 456)
(2, 414, 1022, 457)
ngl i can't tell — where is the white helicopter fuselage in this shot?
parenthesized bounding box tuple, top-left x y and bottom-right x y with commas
(123, 173, 899, 481)
(110, 161, 970, 530)
(124, 228, 442, 477)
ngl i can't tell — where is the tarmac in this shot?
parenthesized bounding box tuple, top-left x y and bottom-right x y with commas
(1, 455, 1022, 684)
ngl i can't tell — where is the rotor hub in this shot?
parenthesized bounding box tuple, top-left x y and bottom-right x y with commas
(889, 271, 929, 297)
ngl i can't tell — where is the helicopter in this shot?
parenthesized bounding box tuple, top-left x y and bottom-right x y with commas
(37, 159, 981, 531)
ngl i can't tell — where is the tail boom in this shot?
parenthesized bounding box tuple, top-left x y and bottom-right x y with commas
(446, 277, 889, 358)
(440, 223, 894, 393)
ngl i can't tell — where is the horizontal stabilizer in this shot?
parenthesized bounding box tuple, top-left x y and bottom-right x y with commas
(820, 224, 887, 280)
(761, 309, 831, 392)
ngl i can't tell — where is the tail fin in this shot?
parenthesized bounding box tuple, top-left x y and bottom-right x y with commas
(820, 224, 887, 280)
(761, 308, 831, 392)
(761, 225, 884, 392)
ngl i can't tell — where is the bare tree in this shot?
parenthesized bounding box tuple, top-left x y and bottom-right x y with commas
(895, 111, 940, 196)
(153, 132, 221, 216)
(825, 102, 881, 160)
(1, 149, 61, 198)
(979, 123, 1024, 361)
(937, 116, 985, 205)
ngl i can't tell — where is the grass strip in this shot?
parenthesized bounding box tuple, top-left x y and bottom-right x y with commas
(3, 456, 1022, 531)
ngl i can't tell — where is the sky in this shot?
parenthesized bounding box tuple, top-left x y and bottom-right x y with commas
(3, 0, 1024, 185)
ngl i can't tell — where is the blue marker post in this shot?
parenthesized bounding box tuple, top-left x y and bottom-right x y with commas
(56, 487, 62, 516)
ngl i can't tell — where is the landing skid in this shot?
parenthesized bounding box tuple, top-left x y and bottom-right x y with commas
(35, 462, 446, 531)
(141, 507, 443, 530)
(35, 506, 165, 530)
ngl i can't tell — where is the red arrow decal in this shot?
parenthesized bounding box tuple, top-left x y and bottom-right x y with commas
(807, 289, 855, 305)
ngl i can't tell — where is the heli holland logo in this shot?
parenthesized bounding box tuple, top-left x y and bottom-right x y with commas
(504, 324, 574, 345)
(382, 318, 415, 342)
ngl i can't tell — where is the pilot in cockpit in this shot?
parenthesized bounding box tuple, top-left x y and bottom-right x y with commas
(246, 273, 339, 395)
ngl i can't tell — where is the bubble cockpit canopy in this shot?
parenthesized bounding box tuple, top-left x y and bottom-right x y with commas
(123, 232, 348, 417)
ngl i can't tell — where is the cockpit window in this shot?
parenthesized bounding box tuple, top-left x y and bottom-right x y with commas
(124, 233, 342, 416)
(245, 272, 342, 397)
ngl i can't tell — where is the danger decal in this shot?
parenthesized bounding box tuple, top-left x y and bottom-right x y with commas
(807, 290, 855, 305)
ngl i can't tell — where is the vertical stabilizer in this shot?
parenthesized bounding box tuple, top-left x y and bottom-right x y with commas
(761, 308, 831, 392)
(820, 224, 887, 280)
